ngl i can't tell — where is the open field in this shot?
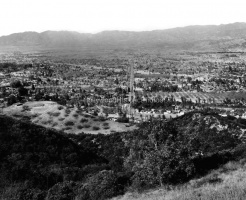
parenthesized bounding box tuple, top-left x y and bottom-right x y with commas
(2, 101, 137, 134)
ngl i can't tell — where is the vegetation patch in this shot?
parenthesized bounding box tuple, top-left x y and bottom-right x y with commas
(98, 116, 106, 121)
(84, 124, 91, 128)
(52, 112, 60, 117)
(103, 122, 109, 126)
(92, 126, 100, 131)
(73, 113, 79, 118)
(22, 105, 31, 112)
(77, 125, 84, 129)
(65, 121, 75, 126)
(65, 109, 71, 115)
(80, 118, 88, 123)
(57, 105, 64, 110)
(52, 122, 58, 127)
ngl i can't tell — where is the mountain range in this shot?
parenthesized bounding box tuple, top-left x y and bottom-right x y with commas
(1, 22, 246, 51)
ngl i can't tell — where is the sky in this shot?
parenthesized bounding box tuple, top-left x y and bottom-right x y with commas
(0, 0, 246, 36)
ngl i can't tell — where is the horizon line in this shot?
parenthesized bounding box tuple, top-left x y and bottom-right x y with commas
(1, 22, 245, 37)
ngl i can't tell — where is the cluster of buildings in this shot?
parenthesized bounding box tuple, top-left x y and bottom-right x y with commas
(1, 52, 246, 123)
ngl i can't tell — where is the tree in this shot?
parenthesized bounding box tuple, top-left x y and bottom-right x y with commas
(10, 80, 22, 88)
(7, 95, 17, 106)
(124, 120, 195, 189)
(18, 86, 28, 96)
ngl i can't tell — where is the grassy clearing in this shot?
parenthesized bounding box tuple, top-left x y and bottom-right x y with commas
(3, 101, 138, 134)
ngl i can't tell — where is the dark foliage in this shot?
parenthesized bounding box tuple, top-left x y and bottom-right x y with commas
(1, 110, 246, 199)
(0, 115, 106, 192)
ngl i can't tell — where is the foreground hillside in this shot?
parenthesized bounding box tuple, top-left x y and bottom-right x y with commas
(113, 160, 246, 200)
(1, 110, 246, 199)
(3, 101, 137, 134)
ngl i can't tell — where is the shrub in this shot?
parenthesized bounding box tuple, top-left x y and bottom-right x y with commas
(73, 114, 79, 118)
(52, 122, 58, 127)
(65, 109, 71, 115)
(116, 117, 129, 123)
(103, 122, 109, 126)
(46, 181, 78, 200)
(64, 127, 72, 131)
(92, 126, 100, 131)
(46, 119, 53, 125)
(22, 105, 30, 111)
(98, 116, 106, 122)
(65, 121, 75, 126)
(57, 106, 64, 110)
(41, 121, 48, 125)
(80, 118, 88, 123)
(84, 124, 90, 128)
(58, 118, 65, 121)
(53, 112, 61, 117)
(78, 170, 124, 200)
(76, 109, 82, 114)
(31, 113, 40, 118)
(77, 125, 83, 130)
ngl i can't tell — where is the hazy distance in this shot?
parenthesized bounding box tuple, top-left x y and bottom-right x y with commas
(1, 0, 246, 36)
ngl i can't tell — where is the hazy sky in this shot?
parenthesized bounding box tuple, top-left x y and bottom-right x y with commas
(1, 0, 246, 36)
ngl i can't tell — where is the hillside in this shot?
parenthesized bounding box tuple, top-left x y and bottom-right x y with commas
(2, 110, 246, 199)
(0, 114, 109, 199)
(112, 111, 246, 200)
(113, 160, 246, 200)
(1, 23, 246, 51)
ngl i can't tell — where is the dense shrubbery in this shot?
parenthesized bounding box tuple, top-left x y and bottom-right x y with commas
(1, 110, 246, 199)
(0, 115, 107, 199)
(124, 112, 242, 190)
